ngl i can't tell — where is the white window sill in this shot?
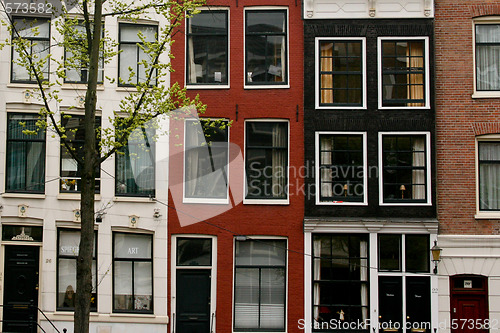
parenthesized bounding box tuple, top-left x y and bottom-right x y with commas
(57, 193, 101, 201)
(115, 86, 138, 92)
(379, 202, 432, 206)
(113, 196, 155, 203)
(243, 198, 289, 205)
(183, 197, 229, 205)
(316, 200, 368, 206)
(475, 212, 500, 219)
(316, 105, 366, 110)
(186, 84, 230, 90)
(472, 91, 500, 99)
(244, 84, 290, 89)
(109, 313, 156, 318)
(61, 84, 105, 91)
(2, 193, 45, 199)
(7, 83, 49, 89)
(378, 105, 430, 110)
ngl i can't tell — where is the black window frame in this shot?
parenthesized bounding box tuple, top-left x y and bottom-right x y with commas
(380, 39, 426, 107)
(317, 133, 365, 203)
(245, 121, 289, 200)
(245, 9, 288, 86)
(318, 39, 364, 107)
(233, 239, 287, 332)
(115, 123, 156, 198)
(56, 228, 97, 312)
(10, 16, 50, 84)
(64, 20, 104, 84)
(112, 232, 154, 314)
(59, 115, 101, 193)
(381, 134, 428, 204)
(186, 10, 228, 86)
(312, 234, 370, 331)
(118, 23, 158, 87)
(6, 113, 46, 193)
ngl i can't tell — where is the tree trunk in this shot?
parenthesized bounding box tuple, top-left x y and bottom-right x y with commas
(74, 0, 103, 332)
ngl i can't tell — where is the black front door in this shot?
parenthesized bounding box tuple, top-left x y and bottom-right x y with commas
(2, 246, 40, 333)
(406, 277, 431, 332)
(176, 269, 211, 333)
(379, 276, 402, 332)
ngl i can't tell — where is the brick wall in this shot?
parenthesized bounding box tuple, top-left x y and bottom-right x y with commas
(435, 0, 500, 234)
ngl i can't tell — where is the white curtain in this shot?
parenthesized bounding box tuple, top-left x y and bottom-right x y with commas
(476, 25, 500, 91)
(360, 240, 368, 321)
(412, 137, 426, 200)
(272, 124, 286, 197)
(320, 136, 333, 198)
(480, 142, 500, 209)
(313, 238, 322, 321)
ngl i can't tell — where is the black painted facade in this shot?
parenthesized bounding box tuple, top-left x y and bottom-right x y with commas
(303, 19, 436, 218)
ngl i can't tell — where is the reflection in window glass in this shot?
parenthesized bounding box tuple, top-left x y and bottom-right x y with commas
(177, 238, 212, 266)
(475, 24, 500, 91)
(378, 234, 401, 271)
(405, 234, 429, 272)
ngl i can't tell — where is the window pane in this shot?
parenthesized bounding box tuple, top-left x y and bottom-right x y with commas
(260, 268, 285, 329)
(405, 235, 429, 272)
(378, 234, 401, 271)
(177, 238, 212, 266)
(114, 233, 152, 259)
(114, 261, 133, 310)
(58, 258, 76, 308)
(234, 268, 259, 329)
(245, 10, 287, 85)
(245, 122, 288, 199)
(116, 125, 155, 197)
(134, 262, 152, 311)
(235, 240, 286, 266)
(187, 11, 228, 84)
(185, 120, 229, 199)
(478, 142, 500, 210)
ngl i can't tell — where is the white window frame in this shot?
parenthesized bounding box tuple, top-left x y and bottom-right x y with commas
(185, 7, 230, 90)
(377, 37, 430, 109)
(243, 119, 290, 205)
(378, 131, 432, 206)
(232, 235, 288, 333)
(315, 37, 367, 109)
(171, 234, 217, 333)
(243, 6, 290, 90)
(472, 17, 500, 98)
(315, 131, 368, 205)
(183, 118, 230, 204)
(475, 134, 500, 218)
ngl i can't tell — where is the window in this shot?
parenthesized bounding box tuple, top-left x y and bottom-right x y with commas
(317, 38, 365, 108)
(245, 121, 288, 201)
(312, 234, 369, 328)
(6, 113, 45, 193)
(234, 239, 286, 331)
(65, 21, 104, 84)
(184, 119, 229, 202)
(475, 24, 500, 92)
(478, 141, 500, 210)
(316, 132, 367, 205)
(60, 115, 101, 193)
(177, 237, 212, 266)
(113, 233, 153, 313)
(11, 17, 50, 83)
(115, 124, 155, 197)
(379, 38, 428, 108)
(118, 23, 157, 86)
(245, 10, 287, 86)
(379, 133, 430, 205)
(57, 229, 97, 311)
(377, 234, 430, 331)
(186, 10, 228, 85)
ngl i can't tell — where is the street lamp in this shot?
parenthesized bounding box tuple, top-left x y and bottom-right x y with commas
(431, 240, 442, 275)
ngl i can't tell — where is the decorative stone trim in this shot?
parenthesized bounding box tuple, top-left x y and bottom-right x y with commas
(472, 122, 500, 136)
(469, 4, 500, 18)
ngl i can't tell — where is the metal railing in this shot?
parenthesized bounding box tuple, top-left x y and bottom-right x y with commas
(0, 304, 65, 333)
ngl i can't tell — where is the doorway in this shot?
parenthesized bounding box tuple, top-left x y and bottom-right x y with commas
(176, 269, 211, 333)
(450, 275, 488, 333)
(2, 245, 40, 332)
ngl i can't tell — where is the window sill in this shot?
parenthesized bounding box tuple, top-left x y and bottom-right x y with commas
(187, 84, 230, 90)
(7, 83, 49, 89)
(2, 193, 45, 199)
(378, 105, 430, 110)
(57, 193, 101, 201)
(115, 86, 138, 92)
(61, 84, 104, 91)
(244, 84, 290, 90)
(243, 198, 289, 205)
(472, 91, 500, 99)
(379, 202, 432, 206)
(475, 212, 500, 219)
(183, 197, 229, 205)
(113, 196, 155, 203)
(109, 313, 156, 318)
(316, 200, 368, 206)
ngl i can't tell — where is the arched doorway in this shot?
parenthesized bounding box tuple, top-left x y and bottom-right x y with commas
(450, 275, 489, 333)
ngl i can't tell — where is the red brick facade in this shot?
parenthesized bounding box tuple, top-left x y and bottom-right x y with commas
(168, 0, 304, 331)
(436, 0, 500, 234)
